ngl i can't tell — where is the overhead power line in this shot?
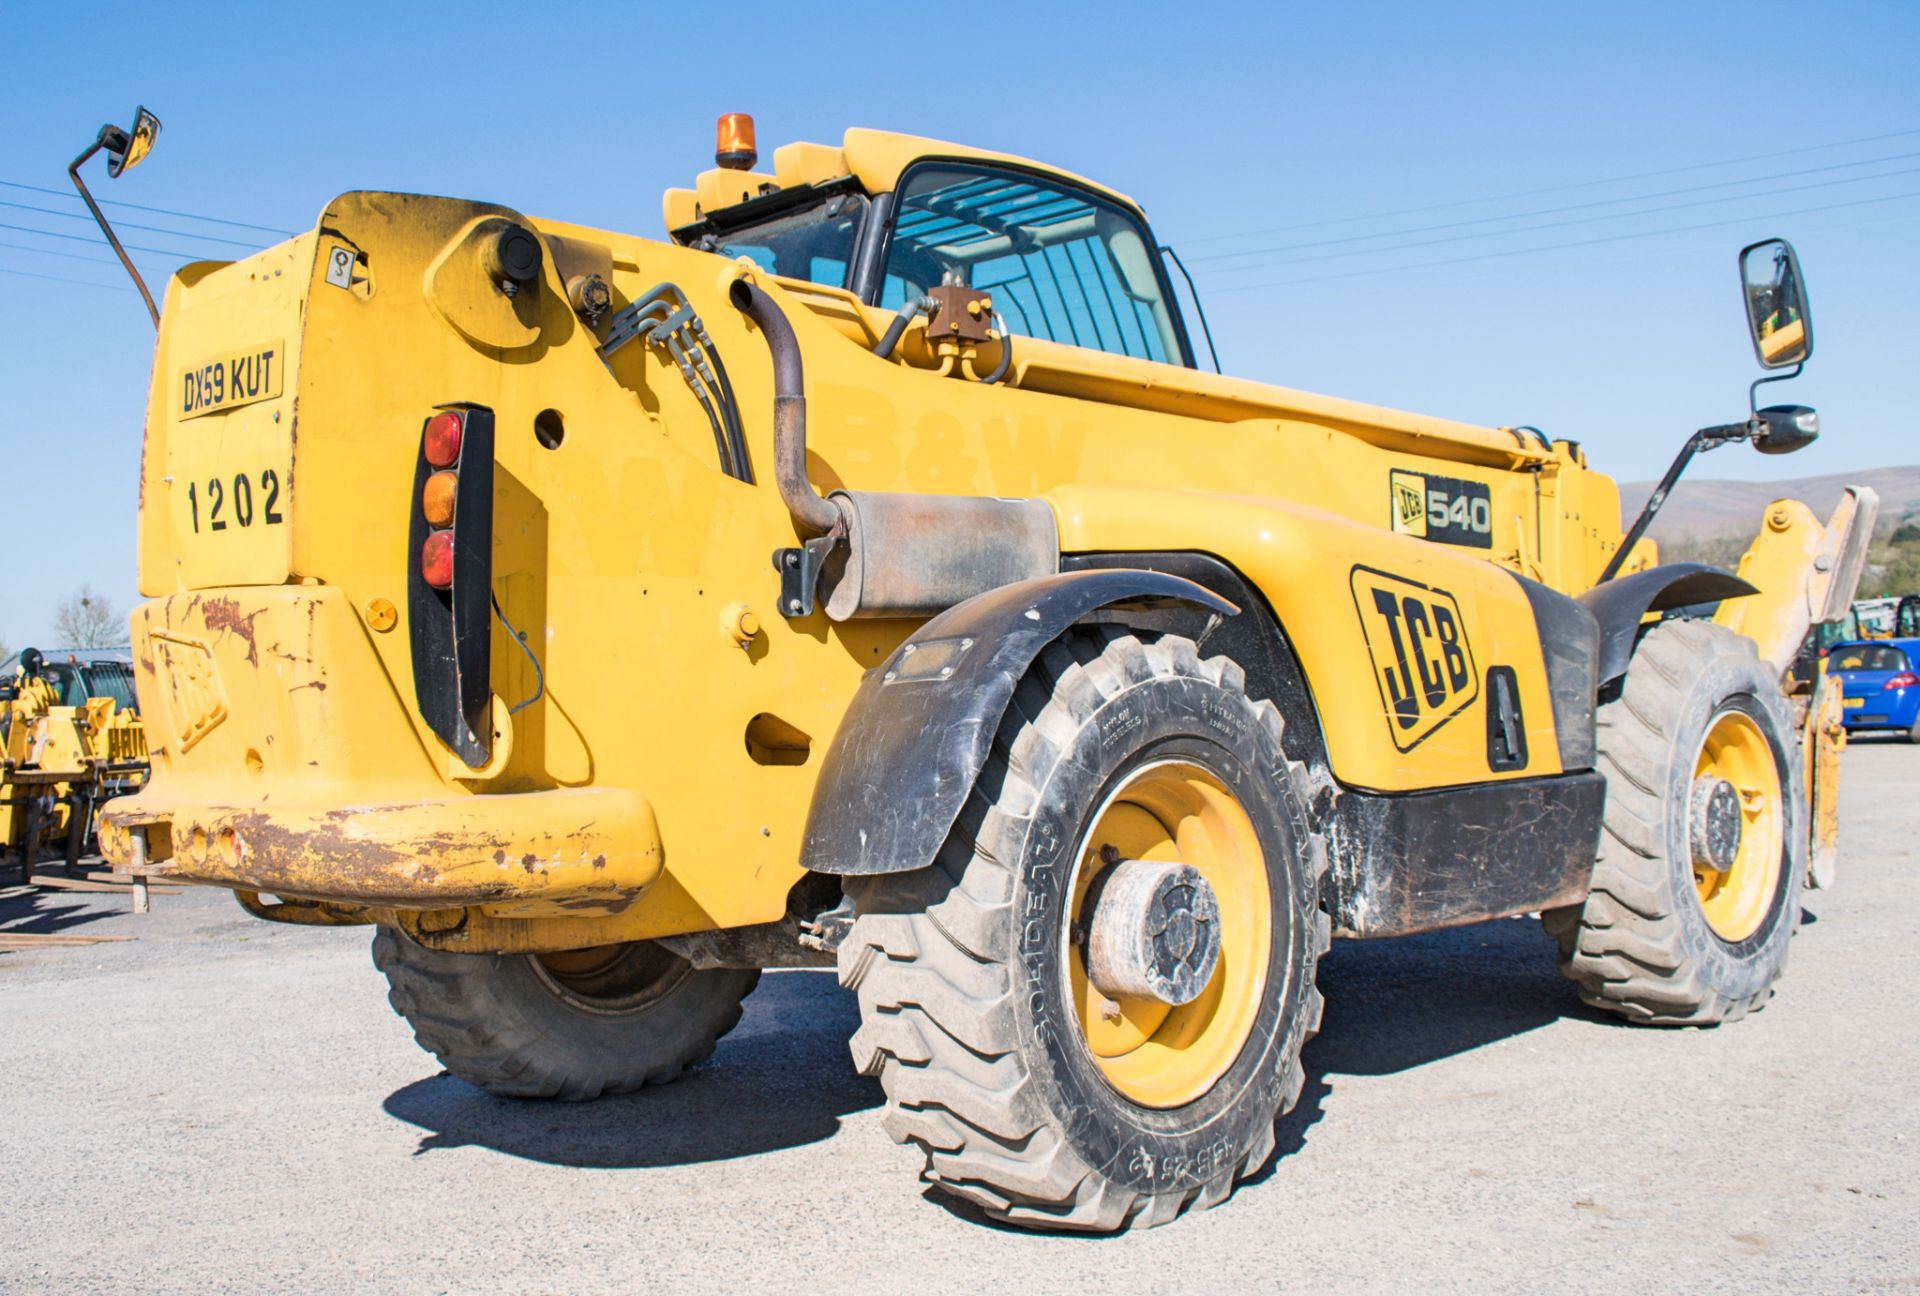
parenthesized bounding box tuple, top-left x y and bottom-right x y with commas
(0, 238, 145, 267)
(1197, 165, 1920, 277)
(0, 198, 264, 249)
(0, 177, 296, 237)
(0, 263, 130, 292)
(0, 220, 228, 263)
(1204, 189, 1920, 295)
(1192, 150, 1920, 264)
(1180, 126, 1920, 247)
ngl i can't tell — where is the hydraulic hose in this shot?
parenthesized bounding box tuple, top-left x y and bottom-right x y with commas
(872, 295, 937, 360)
(979, 313, 1013, 385)
(730, 279, 842, 537)
(704, 343, 754, 484)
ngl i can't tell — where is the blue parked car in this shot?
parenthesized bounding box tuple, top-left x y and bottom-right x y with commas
(1829, 637, 1920, 741)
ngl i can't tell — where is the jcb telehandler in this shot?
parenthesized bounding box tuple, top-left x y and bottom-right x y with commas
(88, 107, 1873, 1231)
(2, 647, 149, 881)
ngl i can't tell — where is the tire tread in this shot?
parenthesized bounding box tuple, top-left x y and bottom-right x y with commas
(1552, 620, 1800, 1024)
(842, 629, 1327, 1231)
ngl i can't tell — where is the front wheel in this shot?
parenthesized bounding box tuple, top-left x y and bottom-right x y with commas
(1546, 620, 1805, 1024)
(842, 628, 1328, 1232)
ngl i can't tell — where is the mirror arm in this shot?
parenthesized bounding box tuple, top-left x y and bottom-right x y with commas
(1749, 361, 1804, 414)
(1598, 421, 1753, 585)
(69, 126, 159, 328)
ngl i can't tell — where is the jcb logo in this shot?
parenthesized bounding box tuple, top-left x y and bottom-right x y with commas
(1349, 566, 1479, 752)
(150, 631, 228, 753)
(1390, 475, 1429, 537)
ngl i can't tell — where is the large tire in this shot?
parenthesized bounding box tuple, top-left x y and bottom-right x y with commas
(373, 927, 758, 1099)
(841, 628, 1328, 1232)
(1546, 620, 1805, 1024)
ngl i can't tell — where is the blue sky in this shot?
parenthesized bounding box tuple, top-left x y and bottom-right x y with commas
(2, 0, 1916, 646)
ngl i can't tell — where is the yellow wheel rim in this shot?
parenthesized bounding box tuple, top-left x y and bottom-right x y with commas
(1692, 709, 1784, 943)
(1065, 761, 1271, 1109)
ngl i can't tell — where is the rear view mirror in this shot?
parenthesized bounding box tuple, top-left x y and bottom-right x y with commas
(1740, 238, 1812, 369)
(106, 106, 161, 177)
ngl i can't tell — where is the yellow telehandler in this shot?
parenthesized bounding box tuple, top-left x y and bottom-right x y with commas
(85, 107, 1872, 1230)
(2, 647, 149, 880)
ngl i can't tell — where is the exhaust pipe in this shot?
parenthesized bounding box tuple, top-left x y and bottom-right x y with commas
(731, 277, 1056, 622)
(729, 279, 843, 537)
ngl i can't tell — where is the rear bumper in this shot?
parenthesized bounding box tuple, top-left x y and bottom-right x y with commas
(99, 585, 663, 912)
(1841, 713, 1914, 731)
(1840, 695, 1917, 730)
(99, 787, 661, 910)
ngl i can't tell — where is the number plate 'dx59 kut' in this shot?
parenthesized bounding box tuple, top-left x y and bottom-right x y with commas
(179, 339, 284, 420)
(165, 330, 294, 589)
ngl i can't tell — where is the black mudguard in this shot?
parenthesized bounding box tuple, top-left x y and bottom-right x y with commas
(800, 569, 1237, 876)
(1578, 562, 1759, 687)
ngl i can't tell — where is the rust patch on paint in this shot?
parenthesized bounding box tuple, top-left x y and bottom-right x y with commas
(201, 597, 264, 668)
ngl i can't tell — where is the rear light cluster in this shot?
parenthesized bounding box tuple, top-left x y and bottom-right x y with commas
(1886, 672, 1918, 691)
(420, 410, 464, 589)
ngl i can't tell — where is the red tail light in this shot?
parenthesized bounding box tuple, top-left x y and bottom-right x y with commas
(1886, 672, 1918, 690)
(409, 404, 494, 768)
(422, 470, 458, 528)
(424, 411, 464, 468)
(421, 530, 454, 588)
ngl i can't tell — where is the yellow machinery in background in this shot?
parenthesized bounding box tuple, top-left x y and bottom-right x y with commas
(86, 109, 1873, 1231)
(2, 649, 150, 882)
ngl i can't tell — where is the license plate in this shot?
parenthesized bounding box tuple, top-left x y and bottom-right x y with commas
(1844, 697, 1864, 708)
(178, 338, 285, 420)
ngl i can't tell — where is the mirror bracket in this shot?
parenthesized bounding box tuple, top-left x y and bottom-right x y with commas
(1749, 362, 1804, 415)
(1598, 422, 1750, 584)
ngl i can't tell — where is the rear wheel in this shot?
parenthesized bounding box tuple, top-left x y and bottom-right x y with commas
(373, 927, 758, 1099)
(842, 628, 1327, 1232)
(1546, 620, 1804, 1024)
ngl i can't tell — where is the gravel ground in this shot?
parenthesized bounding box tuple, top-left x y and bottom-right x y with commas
(1, 742, 1914, 1294)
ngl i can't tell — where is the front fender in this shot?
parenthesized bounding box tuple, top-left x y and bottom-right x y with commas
(800, 569, 1235, 875)
(1577, 562, 1758, 686)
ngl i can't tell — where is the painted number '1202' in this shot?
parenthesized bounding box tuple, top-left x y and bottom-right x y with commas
(187, 470, 284, 532)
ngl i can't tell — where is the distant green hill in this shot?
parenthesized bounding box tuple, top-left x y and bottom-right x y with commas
(1618, 465, 1920, 541)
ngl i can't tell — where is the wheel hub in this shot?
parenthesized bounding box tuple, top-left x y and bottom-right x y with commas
(1689, 775, 1743, 873)
(1085, 859, 1222, 1006)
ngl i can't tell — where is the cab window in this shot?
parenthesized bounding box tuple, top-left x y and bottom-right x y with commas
(40, 660, 139, 710)
(82, 661, 139, 712)
(879, 163, 1186, 365)
(689, 192, 867, 290)
(45, 663, 82, 704)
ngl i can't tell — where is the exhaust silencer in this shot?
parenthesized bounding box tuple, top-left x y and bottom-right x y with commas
(821, 492, 1057, 622)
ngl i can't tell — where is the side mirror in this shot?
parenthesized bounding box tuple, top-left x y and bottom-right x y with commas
(70, 105, 163, 326)
(1740, 237, 1812, 369)
(1752, 403, 1818, 455)
(105, 106, 161, 177)
(1601, 239, 1823, 583)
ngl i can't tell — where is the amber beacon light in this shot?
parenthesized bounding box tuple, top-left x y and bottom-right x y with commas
(715, 113, 757, 170)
